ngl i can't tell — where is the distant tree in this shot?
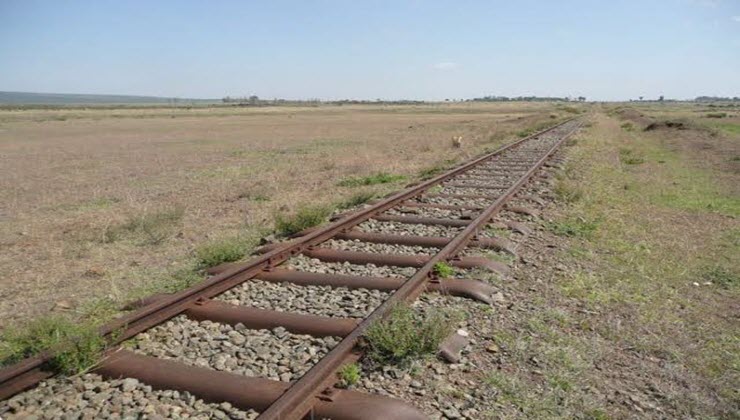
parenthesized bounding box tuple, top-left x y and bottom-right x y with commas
(248, 95, 259, 104)
(639, 96, 643, 101)
(658, 95, 664, 102)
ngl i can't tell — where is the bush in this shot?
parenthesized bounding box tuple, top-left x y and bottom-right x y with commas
(364, 304, 458, 367)
(337, 172, 406, 187)
(274, 205, 330, 236)
(620, 122, 634, 132)
(195, 236, 253, 268)
(0, 317, 106, 375)
(619, 148, 645, 165)
(705, 112, 727, 118)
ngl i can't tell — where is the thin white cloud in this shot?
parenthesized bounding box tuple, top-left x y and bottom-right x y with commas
(732, 15, 740, 22)
(433, 62, 460, 71)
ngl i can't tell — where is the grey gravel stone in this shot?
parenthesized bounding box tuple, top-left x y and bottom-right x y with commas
(325, 239, 438, 256)
(359, 219, 463, 238)
(217, 273, 391, 318)
(132, 316, 338, 382)
(0, 373, 258, 419)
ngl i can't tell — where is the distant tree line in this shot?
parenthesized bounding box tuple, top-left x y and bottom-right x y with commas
(470, 95, 586, 102)
(694, 96, 740, 102)
(221, 95, 426, 106)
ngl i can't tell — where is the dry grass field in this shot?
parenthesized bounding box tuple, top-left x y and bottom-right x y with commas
(0, 102, 575, 327)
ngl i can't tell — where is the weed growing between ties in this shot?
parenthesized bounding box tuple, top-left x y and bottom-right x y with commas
(0, 317, 106, 375)
(364, 304, 458, 368)
(337, 362, 361, 388)
(274, 205, 331, 236)
(337, 172, 406, 187)
(433, 261, 455, 277)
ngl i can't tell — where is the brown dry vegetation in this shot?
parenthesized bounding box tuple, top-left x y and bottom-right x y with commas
(0, 102, 573, 327)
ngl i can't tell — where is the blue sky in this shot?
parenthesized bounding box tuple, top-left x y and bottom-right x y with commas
(1, 0, 738, 101)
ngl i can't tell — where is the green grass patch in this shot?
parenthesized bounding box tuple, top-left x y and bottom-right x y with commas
(337, 172, 406, 187)
(336, 191, 376, 210)
(702, 266, 738, 289)
(274, 205, 331, 236)
(713, 122, 740, 135)
(0, 317, 106, 374)
(549, 217, 599, 238)
(104, 207, 184, 245)
(417, 159, 458, 180)
(195, 236, 255, 269)
(620, 122, 634, 131)
(364, 304, 458, 367)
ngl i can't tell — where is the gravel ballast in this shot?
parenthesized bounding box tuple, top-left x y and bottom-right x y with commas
(324, 239, 439, 256)
(417, 195, 492, 208)
(386, 206, 466, 219)
(217, 277, 392, 319)
(0, 373, 258, 419)
(358, 219, 463, 238)
(132, 316, 338, 383)
(287, 254, 418, 278)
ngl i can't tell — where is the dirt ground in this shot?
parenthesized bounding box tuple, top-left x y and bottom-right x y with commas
(495, 106, 739, 418)
(0, 102, 572, 327)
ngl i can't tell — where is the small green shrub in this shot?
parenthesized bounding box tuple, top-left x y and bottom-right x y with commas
(0, 317, 106, 374)
(619, 148, 645, 165)
(337, 191, 376, 210)
(433, 262, 455, 278)
(274, 205, 331, 236)
(705, 112, 727, 118)
(337, 362, 361, 388)
(195, 236, 253, 268)
(620, 122, 634, 132)
(338, 172, 406, 187)
(365, 304, 458, 367)
(559, 106, 582, 114)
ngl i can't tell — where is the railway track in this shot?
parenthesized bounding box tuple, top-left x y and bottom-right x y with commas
(0, 118, 581, 419)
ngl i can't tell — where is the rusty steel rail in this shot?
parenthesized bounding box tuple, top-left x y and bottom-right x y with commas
(0, 118, 579, 412)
